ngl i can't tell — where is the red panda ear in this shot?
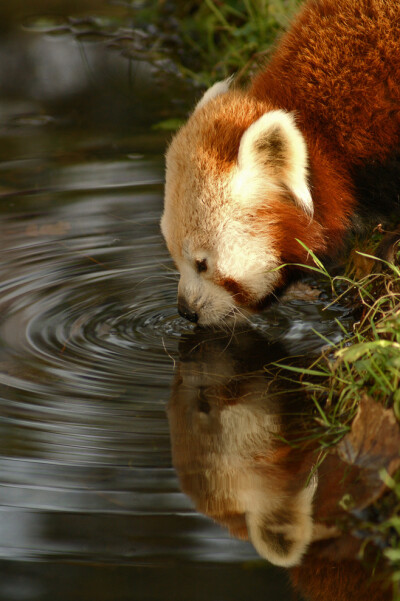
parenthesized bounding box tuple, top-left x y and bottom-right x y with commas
(194, 76, 234, 112)
(236, 110, 313, 216)
(245, 477, 316, 567)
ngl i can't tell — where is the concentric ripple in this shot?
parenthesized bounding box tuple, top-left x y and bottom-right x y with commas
(0, 191, 194, 400)
(0, 150, 201, 471)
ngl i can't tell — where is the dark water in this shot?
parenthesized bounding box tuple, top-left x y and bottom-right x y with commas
(0, 15, 356, 601)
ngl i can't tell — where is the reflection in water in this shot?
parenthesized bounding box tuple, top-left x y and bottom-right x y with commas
(168, 330, 318, 568)
(168, 329, 393, 600)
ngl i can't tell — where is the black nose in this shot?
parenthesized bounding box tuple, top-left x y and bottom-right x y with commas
(178, 298, 199, 323)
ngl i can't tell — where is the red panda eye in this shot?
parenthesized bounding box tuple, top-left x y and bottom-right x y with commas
(196, 258, 208, 273)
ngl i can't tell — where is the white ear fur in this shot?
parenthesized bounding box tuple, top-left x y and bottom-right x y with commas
(236, 110, 313, 216)
(245, 478, 316, 567)
(195, 76, 234, 112)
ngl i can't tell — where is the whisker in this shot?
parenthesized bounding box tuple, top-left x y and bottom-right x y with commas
(160, 263, 180, 275)
(161, 336, 176, 368)
(220, 314, 238, 353)
(232, 305, 253, 326)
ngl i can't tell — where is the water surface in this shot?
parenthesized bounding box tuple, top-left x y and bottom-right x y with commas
(0, 20, 353, 601)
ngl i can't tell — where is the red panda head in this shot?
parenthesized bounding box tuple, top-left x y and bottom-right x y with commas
(161, 79, 325, 327)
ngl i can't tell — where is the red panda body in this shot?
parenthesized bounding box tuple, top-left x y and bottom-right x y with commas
(161, 0, 400, 327)
(251, 0, 400, 259)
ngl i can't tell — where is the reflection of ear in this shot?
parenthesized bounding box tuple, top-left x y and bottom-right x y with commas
(246, 479, 316, 567)
(194, 77, 233, 112)
(236, 110, 313, 216)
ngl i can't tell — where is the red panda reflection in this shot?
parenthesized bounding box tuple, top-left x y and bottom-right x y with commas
(167, 330, 394, 600)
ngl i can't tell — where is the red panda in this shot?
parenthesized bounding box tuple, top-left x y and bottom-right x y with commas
(161, 0, 400, 328)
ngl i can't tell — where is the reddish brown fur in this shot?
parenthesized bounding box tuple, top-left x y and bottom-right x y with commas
(216, 276, 253, 305)
(172, 93, 272, 180)
(197, 94, 269, 172)
(304, 138, 356, 243)
(252, 0, 400, 163)
(252, 201, 327, 263)
(248, 0, 400, 261)
(290, 557, 392, 601)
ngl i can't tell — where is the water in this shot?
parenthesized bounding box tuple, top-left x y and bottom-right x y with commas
(0, 15, 357, 601)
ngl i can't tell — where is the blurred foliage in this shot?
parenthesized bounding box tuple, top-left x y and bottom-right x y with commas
(23, 0, 302, 88)
(148, 0, 302, 85)
(0, 0, 120, 31)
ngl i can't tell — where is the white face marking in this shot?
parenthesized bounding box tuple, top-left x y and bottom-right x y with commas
(175, 214, 282, 327)
(177, 260, 236, 327)
(163, 169, 283, 326)
(216, 220, 281, 295)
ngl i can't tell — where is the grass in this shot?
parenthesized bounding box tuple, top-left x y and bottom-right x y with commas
(274, 235, 400, 437)
(158, 0, 302, 87)
(306, 241, 399, 425)
(273, 234, 400, 598)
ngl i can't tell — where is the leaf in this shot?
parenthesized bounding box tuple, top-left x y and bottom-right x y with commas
(356, 251, 400, 277)
(335, 340, 400, 362)
(295, 239, 329, 274)
(271, 363, 329, 377)
(384, 517, 400, 534)
(152, 118, 185, 131)
(385, 548, 400, 562)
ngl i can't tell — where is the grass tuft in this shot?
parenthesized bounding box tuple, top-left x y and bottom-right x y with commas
(273, 234, 400, 598)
